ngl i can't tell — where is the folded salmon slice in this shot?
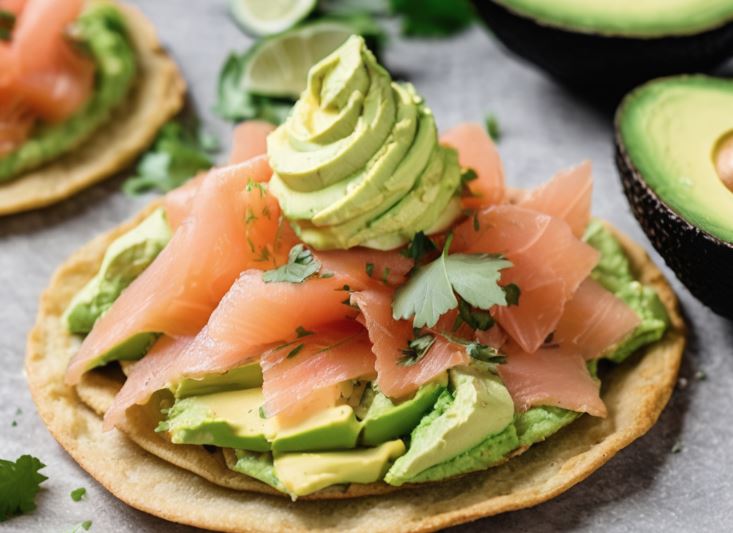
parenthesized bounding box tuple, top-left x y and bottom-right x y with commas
(317, 248, 414, 289)
(353, 289, 468, 399)
(441, 122, 505, 208)
(518, 161, 593, 238)
(453, 205, 599, 353)
(66, 158, 287, 385)
(228, 120, 276, 164)
(261, 320, 376, 417)
(498, 342, 607, 417)
(555, 278, 640, 360)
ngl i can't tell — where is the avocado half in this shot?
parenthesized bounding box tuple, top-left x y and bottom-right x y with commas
(615, 75, 733, 317)
(472, 0, 733, 93)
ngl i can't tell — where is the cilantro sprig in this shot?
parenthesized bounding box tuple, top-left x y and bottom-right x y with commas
(0, 455, 47, 521)
(263, 244, 321, 283)
(392, 235, 513, 328)
(398, 332, 436, 367)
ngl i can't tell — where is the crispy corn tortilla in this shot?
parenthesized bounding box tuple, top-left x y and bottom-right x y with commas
(26, 206, 685, 531)
(0, 3, 185, 216)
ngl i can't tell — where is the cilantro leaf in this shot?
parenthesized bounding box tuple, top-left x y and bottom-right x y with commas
(123, 122, 214, 195)
(504, 283, 521, 306)
(0, 10, 14, 41)
(214, 52, 293, 124)
(390, 0, 474, 37)
(465, 342, 506, 364)
(263, 244, 321, 283)
(287, 344, 305, 359)
(485, 113, 502, 142)
(0, 455, 47, 521)
(457, 297, 494, 331)
(398, 333, 436, 366)
(295, 326, 314, 338)
(445, 253, 512, 309)
(402, 231, 437, 263)
(70, 487, 86, 502)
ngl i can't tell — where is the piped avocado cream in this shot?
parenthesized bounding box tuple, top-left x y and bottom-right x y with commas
(267, 35, 462, 250)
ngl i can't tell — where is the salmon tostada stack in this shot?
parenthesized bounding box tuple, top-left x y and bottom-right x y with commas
(0, 0, 184, 215)
(27, 36, 685, 531)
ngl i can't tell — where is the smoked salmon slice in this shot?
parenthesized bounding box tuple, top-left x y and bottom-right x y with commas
(317, 248, 414, 289)
(518, 161, 593, 238)
(228, 120, 276, 164)
(440, 122, 505, 208)
(66, 158, 285, 385)
(555, 278, 640, 360)
(353, 289, 468, 399)
(498, 342, 607, 417)
(261, 320, 376, 416)
(453, 205, 599, 353)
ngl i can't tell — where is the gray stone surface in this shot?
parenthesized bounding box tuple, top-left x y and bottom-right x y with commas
(1, 1, 732, 531)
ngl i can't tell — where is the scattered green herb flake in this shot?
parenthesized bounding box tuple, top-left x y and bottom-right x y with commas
(246, 178, 267, 196)
(259, 406, 266, 419)
(295, 326, 314, 338)
(402, 231, 438, 263)
(365, 262, 375, 278)
(382, 267, 391, 285)
(0, 10, 14, 41)
(472, 211, 480, 232)
(246, 237, 256, 254)
(261, 204, 272, 219)
(70, 487, 87, 502)
(69, 520, 93, 532)
(255, 245, 271, 263)
(390, 0, 474, 37)
(320, 272, 335, 279)
(11, 421, 17, 427)
(0, 455, 47, 521)
(287, 344, 305, 359)
(671, 441, 683, 454)
(123, 122, 214, 195)
(245, 207, 257, 224)
(694, 370, 707, 381)
(457, 297, 495, 331)
(465, 342, 505, 364)
(485, 113, 502, 142)
(460, 168, 477, 184)
(503, 283, 521, 306)
(263, 244, 321, 283)
(399, 333, 436, 366)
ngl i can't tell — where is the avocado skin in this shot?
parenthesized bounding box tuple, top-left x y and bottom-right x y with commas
(615, 128, 733, 318)
(471, 0, 733, 95)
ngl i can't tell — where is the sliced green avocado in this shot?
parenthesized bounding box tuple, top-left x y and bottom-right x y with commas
(492, 0, 733, 37)
(64, 208, 171, 334)
(0, 3, 137, 181)
(265, 404, 361, 453)
(359, 376, 446, 446)
(83, 332, 159, 372)
(157, 388, 270, 451)
(616, 76, 733, 316)
(231, 450, 287, 493)
(384, 367, 514, 486)
(174, 363, 263, 398)
(273, 439, 405, 497)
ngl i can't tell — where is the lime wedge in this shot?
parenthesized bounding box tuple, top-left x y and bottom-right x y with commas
(230, 0, 317, 37)
(242, 19, 381, 99)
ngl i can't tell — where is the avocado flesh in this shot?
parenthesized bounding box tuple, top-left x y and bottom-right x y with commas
(265, 404, 362, 453)
(64, 208, 172, 334)
(158, 388, 270, 451)
(494, 0, 733, 37)
(360, 377, 447, 446)
(273, 440, 406, 497)
(268, 35, 462, 250)
(618, 76, 733, 243)
(174, 363, 263, 398)
(384, 367, 515, 486)
(0, 3, 137, 181)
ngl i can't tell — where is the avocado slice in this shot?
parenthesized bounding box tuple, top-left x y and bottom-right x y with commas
(64, 207, 172, 334)
(157, 388, 270, 451)
(265, 404, 362, 453)
(174, 363, 263, 398)
(273, 440, 405, 497)
(472, 1, 733, 92)
(615, 75, 733, 317)
(359, 376, 446, 446)
(384, 366, 514, 486)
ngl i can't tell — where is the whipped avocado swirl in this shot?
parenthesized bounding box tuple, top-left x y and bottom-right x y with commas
(268, 35, 462, 250)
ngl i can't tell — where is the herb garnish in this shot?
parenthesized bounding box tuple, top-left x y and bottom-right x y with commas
(503, 283, 521, 306)
(0, 10, 14, 41)
(0, 455, 47, 521)
(263, 244, 321, 283)
(485, 113, 501, 142)
(295, 326, 314, 338)
(287, 344, 305, 359)
(70, 487, 87, 502)
(457, 297, 494, 331)
(69, 520, 93, 532)
(464, 342, 506, 364)
(123, 122, 217, 195)
(365, 262, 375, 278)
(398, 332, 436, 366)
(393, 235, 513, 328)
(390, 0, 475, 37)
(402, 231, 438, 263)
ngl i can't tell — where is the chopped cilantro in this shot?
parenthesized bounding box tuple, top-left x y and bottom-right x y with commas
(472, 211, 480, 232)
(0, 455, 47, 521)
(263, 244, 321, 283)
(287, 344, 305, 359)
(503, 283, 521, 306)
(320, 272, 335, 279)
(398, 333, 436, 366)
(402, 231, 437, 263)
(69, 520, 93, 532)
(295, 326, 314, 338)
(485, 113, 502, 142)
(393, 237, 513, 328)
(0, 10, 14, 41)
(457, 297, 494, 331)
(123, 122, 215, 195)
(382, 267, 391, 285)
(70, 487, 87, 502)
(460, 168, 477, 184)
(390, 0, 474, 37)
(465, 342, 505, 364)
(366, 262, 375, 278)
(258, 406, 266, 419)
